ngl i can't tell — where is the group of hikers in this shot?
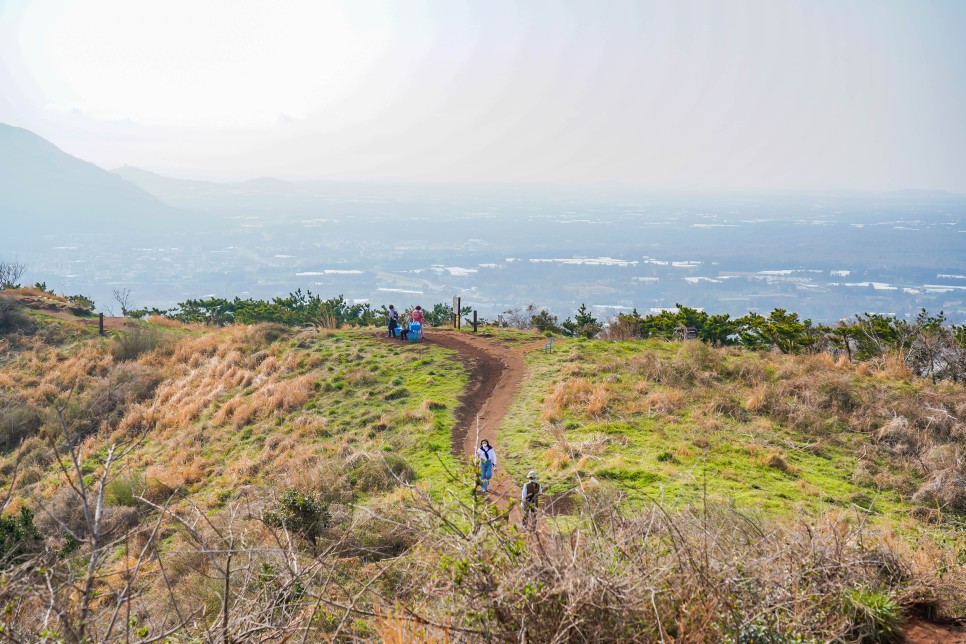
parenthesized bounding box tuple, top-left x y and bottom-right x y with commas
(476, 439, 542, 529)
(386, 304, 424, 341)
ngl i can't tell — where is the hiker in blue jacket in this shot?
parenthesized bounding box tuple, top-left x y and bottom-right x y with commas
(521, 471, 541, 529)
(476, 439, 497, 492)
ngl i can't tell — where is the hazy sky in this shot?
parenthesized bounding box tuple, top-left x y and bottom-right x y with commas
(1, 0, 964, 190)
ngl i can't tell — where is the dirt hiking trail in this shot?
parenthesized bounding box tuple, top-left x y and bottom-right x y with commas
(427, 330, 531, 503)
(423, 330, 572, 519)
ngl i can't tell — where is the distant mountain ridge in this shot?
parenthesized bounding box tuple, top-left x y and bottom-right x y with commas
(112, 164, 337, 211)
(0, 123, 174, 234)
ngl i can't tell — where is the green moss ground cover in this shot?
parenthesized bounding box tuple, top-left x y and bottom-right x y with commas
(501, 337, 917, 525)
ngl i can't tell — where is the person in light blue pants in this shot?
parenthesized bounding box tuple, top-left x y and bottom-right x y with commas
(476, 439, 497, 492)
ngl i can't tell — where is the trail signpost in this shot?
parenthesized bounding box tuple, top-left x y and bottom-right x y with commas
(452, 295, 461, 329)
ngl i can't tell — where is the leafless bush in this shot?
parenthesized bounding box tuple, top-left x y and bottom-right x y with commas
(35, 486, 139, 541)
(0, 259, 26, 289)
(599, 314, 639, 341)
(502, 304, 538, 329)
(112, 287, 132, 316)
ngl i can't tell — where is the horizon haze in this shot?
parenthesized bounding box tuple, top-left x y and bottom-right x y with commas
(2, 123, 965, 326)
(2, 1, 965, 191)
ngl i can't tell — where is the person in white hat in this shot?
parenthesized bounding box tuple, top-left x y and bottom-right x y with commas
(521, 471, 541, 529)
(476, 439, 497, 492)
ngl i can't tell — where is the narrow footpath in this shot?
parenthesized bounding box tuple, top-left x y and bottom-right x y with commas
(426, 330, 529, 502)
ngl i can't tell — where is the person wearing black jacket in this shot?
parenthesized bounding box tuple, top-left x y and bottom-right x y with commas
(521, 471, 541, 529)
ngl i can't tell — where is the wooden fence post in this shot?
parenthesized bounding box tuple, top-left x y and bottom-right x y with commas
(98, 313, 104, 336)
(473, 310, 478, 333)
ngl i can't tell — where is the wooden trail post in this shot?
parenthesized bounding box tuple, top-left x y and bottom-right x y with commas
(98, 313, 104, 336)
(472, 310, 478, 333)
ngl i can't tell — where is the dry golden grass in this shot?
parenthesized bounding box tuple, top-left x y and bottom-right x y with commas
(747, 445, 798, 475)
(304, 353, 325, 369)
(812, 351, 838, 369)
(585, 384, 610, 417)
(232, 402, 258, 429)
(629, 352, 660, 381)
(288, 412, 329, 435)
(543, 446, 571, 472)
(874, 353, 914, 380)
(210, 398, 244, 426)
(375, 604, 450, 644)
(255, 435, 299, 471)
(542, 377, 595, 422)
(402, 407, 431, 423)
(641, 388, 684, 415)
(540, 401, 562, 423)
(560, 363, 582, 377)
(258, 355, 282, 376)
(704, 393, 747, 420)
(144, 455, 205, 500)
(421, 399, 446, 412)
(146, 316, 207, 331)
(37, 344, 113, 392)
(764, 452, 797, 475)
(251, 374, 314, 414)
(2, 287, 68, 302)
(554, 377, 593, 405)
(223, 454, 261, 481)
(876, 416, 919, 455)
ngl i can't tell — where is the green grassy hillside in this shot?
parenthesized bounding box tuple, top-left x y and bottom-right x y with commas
(1, 296, 964, 642)
(503, 338, 966, 523)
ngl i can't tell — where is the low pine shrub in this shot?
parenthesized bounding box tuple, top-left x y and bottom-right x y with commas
(0, 506, 42, 568)
(264, 489, 331, 547)
(104, 473, 145, 508)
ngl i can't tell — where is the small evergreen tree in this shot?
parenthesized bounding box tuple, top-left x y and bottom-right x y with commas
(562, 304, 603, 338)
